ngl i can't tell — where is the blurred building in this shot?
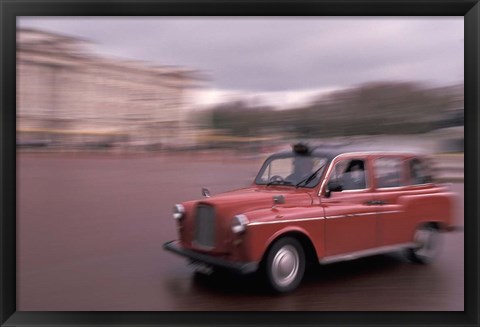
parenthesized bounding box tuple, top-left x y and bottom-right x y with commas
(17, 28, 203, 149)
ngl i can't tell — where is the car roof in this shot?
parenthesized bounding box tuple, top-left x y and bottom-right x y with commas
(270, 143, 424, 160)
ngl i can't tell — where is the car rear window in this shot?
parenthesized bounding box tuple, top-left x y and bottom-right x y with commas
(409, 158, 432, 185)
(374, 157, 404, 188)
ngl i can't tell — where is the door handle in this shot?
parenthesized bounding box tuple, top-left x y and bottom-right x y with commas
(365, 200, 387, 205)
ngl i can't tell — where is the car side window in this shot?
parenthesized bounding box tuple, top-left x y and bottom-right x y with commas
(409, 158, 432, 185)
(328, 159, 367, 191)
(374, 157, 403, 188)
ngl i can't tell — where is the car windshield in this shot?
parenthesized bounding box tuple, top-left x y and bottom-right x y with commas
(255, 154, 328, 188)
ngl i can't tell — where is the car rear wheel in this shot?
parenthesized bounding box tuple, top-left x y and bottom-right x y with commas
(264, 237, 305, 293)
(407, 225, 442, 264)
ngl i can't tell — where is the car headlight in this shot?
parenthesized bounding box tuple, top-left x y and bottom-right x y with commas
(231, 214, 249, 234)
(173, 204, 185, 220)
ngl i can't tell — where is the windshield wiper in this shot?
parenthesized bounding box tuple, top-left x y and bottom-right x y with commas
(295, 164, 326, 188)
(266, 180, 293, 187)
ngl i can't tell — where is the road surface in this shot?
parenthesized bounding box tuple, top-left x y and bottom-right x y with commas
(17, 152, 464, 311)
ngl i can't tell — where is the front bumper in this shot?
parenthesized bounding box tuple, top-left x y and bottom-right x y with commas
(163, 240, 258, 274)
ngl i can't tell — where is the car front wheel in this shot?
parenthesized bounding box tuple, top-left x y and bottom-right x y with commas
(407, 225, 442, 264)
(264, 237, 305, 293)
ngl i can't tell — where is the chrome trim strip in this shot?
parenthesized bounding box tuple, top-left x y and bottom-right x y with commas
(325, 211, 401, 219)
(319, 242, 416, 264)
(325, 215, 347, 219)
(376, 186, 407, 190)
(248, 216, 325, 226)
(325, 212, 377, 219)
(354, 212, 378, 217)
(246, 210, 401, 227)
(326, 210, 403, 219)
(340, 189, 370, 193)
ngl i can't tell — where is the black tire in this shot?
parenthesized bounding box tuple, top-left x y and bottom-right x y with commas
(264, 237, 305, 293)
(406, 225, 442, 264)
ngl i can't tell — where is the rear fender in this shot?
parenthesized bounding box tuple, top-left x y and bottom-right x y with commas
(399, 191, 457, 234)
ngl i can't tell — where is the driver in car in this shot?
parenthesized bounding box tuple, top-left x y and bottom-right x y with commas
(342, 161, 366, 190)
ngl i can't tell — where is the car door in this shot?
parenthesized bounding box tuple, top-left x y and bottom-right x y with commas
(320, 155, 377, 257)
(370, 155, 412, 246)
(372, 155, 435, 246)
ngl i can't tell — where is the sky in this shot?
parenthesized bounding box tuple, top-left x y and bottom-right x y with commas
(18, 17, 464, 108)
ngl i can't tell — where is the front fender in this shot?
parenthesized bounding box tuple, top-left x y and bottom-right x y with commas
(264, 225, 314, 254)
(243, 216, 325, 263)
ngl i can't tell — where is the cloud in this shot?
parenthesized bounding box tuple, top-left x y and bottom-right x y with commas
(18, 17, 463, 91)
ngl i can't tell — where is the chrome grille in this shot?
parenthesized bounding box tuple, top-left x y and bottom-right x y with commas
(194, 204, 215, 248)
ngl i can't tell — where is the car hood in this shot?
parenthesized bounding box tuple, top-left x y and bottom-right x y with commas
(192, 186, 313, 218)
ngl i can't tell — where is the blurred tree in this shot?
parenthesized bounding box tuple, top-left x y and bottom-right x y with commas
(198, 81, 463, 139)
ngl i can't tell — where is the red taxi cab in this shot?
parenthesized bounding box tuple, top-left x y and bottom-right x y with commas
(164, 143, 457, 293)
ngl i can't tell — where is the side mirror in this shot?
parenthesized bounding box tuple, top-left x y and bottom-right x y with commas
(272, 194, 285, 210)
(326, 180, 343, 198)
(273, 194, 285, 205)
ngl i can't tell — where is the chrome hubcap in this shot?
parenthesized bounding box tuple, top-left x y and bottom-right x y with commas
(271, 245, 299, 287)
(414, 228, 439, 259)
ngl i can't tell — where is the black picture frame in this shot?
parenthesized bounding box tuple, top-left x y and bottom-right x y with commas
(1, 0, 478, 326)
